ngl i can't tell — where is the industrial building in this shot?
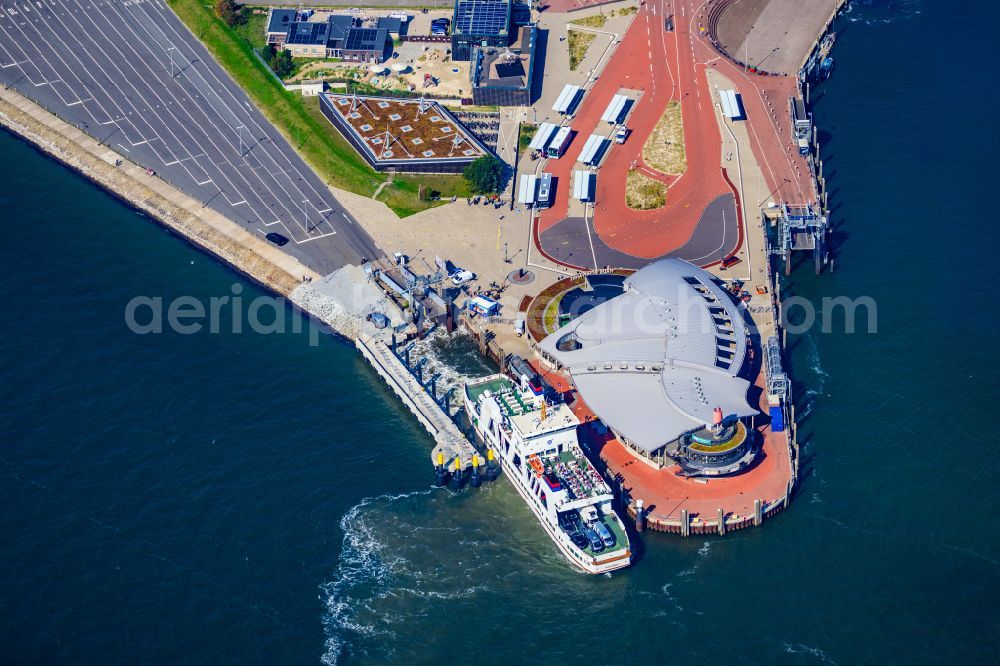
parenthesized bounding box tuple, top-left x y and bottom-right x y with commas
(451, 0, 514, 61)
(539, 258, 758, 475)
(469, 23, 537, 106)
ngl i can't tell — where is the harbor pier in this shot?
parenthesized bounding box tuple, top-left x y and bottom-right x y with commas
(355, 331, 483, 487)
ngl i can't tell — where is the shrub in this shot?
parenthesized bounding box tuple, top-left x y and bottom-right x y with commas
(214, 0, 245, 28)
(463, 155, 505, 194)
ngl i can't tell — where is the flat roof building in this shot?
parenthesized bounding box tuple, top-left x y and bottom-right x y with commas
(266, 9, 297, 46)
(318, 94, 490, 173)
(452, 0, 513, 61)
(271, 14, 395, 63)
(284, 21, 331, 59)
(469, 23, 536, 106)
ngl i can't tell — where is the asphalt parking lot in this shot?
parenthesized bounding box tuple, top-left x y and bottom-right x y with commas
(0, 0, 379, 274)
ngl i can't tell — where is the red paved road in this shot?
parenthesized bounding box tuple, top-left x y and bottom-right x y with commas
(686, 0, 815, 205)
(537, 0, 737, 260)
(534, 0, 819, 267)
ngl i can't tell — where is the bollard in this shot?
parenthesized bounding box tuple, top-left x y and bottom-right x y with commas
(485, 448, 500, 481)
(470, 454, 482, 488)
(434, 451, 447, 487)
(448, 456, 464, 490)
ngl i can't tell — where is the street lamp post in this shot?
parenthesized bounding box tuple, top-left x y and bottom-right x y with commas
(745, 28, 750, 72)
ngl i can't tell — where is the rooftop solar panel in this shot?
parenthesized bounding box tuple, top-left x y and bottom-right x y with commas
(454, 0, 510, 36)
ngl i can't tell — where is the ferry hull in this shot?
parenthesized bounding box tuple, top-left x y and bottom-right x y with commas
(468, 413, 630, 575)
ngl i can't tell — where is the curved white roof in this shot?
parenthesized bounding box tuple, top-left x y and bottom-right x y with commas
(538, 259, 756, 453)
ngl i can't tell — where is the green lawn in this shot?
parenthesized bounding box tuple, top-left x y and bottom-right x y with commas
(165, 0, 468, 217)
(569, 14, 608, 29)
(518, 123, 538, 155)
(231, 10, 266, 51)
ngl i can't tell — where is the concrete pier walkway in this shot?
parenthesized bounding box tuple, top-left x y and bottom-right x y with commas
(356, 332, 479, 474)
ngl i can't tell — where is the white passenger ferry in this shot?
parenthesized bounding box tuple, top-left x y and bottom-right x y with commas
(463, 373, 631, 574)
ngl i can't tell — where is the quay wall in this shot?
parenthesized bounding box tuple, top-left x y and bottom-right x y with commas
(628, 495, 790, 536)
(0, 86, 360, 341)
(0, 88, 304, 298)
(0, 85, 483, 477)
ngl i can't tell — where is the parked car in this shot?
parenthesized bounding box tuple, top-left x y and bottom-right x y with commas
(265, 232, 290, 246)
(451, 269, 475, 285)
(569, 531, 590, 550)
(593, 520, 616, 548)
(583, 527, 604, 553)
(615, 126, 630, 144)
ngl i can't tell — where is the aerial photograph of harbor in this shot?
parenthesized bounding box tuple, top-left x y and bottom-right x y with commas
(1, 0, 996, 663)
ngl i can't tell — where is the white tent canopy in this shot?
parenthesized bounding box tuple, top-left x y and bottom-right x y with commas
(578, 134, 607, 166)
(517, 174, 537, 205)
(552, 84, 583, 115)
(601, 94, 631, 124)
(573, 170, 592, 201)
(529, 123, 559, 151)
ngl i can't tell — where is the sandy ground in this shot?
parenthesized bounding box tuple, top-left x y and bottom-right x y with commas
(625, 169, 666, 210)
(642, 100, 686, 175)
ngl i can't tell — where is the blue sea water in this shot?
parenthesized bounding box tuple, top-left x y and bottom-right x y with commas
(1, 1, 998, 664)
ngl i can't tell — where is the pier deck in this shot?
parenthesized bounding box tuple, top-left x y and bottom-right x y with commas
(356, 332, 479, 473)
